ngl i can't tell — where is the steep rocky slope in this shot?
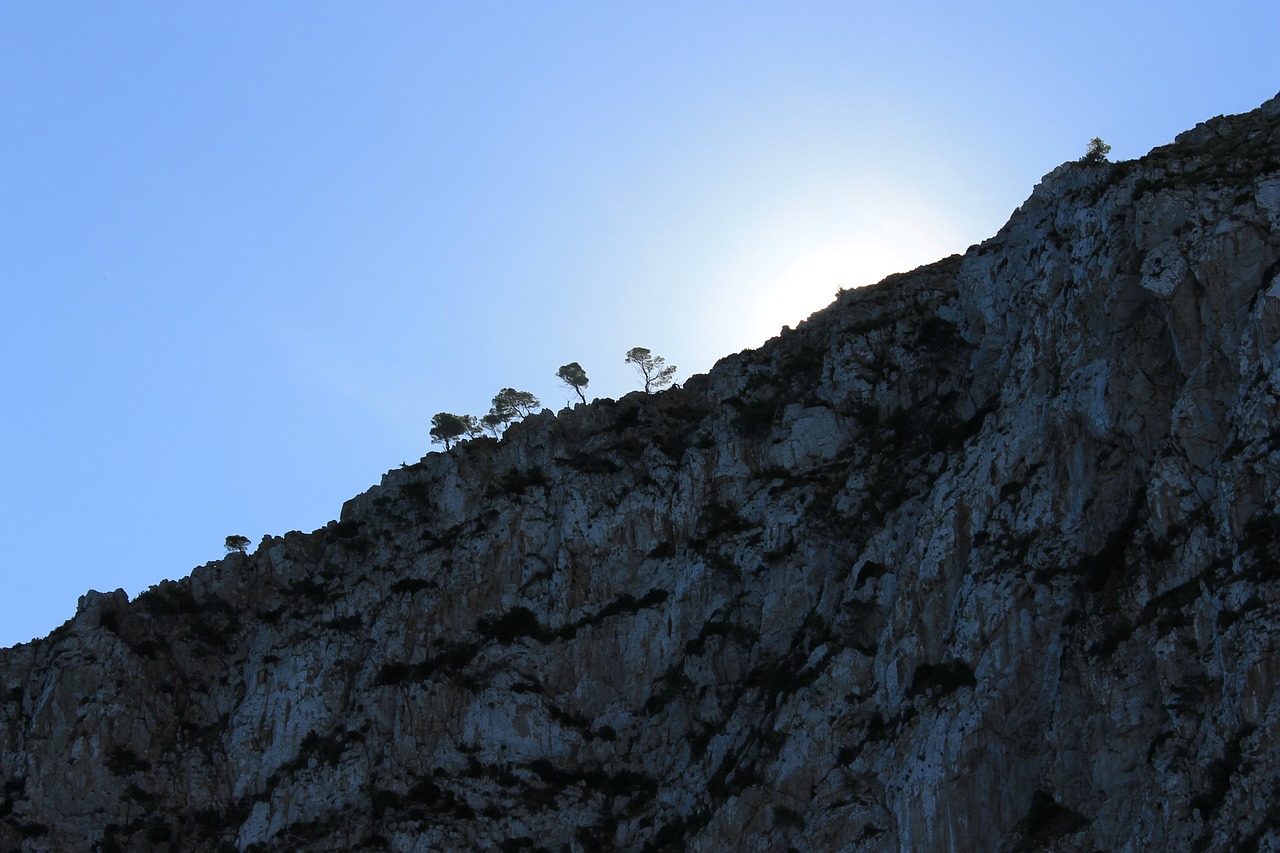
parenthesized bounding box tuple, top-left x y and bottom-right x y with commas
(4, 96, 1280, 852)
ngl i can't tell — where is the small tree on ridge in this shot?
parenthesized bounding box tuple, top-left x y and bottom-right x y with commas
(492, 388, 541, 418)
(625, 347, 676, 394)
(484, 388, 541, 435)
(1081, 137, 1111, 163)
(556, 362, 589, 404)
(430, 412, 471, 450)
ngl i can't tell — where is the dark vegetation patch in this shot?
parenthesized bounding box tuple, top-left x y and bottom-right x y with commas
(143, 818, 172, 844)
(105, 746, 151, 776)
(554, 588, 672, 641)
(740, 614, 831, 708)
(595, 588, 669, 622)
(853, 459, 912, 526)
(1015, 790, 1089, 850)
(866, 709, 915, 742)
(422, 524, 464, 550)
(325, 614, 363, 632)
(389, 577, 434, 595)
(327, 519, 370, 556)
(1240, 510, 1280, 569)
(857, 823, 887, 841)
(604, 401, 643, 434)
(1084, 615, 1135, 658)
(906, 661, 977, 700)
(1146, 730, 1175, 764)
(1218, 590, 1265, 630)
(645, 663, 693, 714)
(723, 346, 825, 440)
(288, 577, 330, 605)
(566, 453, 623, 474)
(127, 638, 165, 659)
(731, 396, 779, 438)
(1079, 489, 1147, 595)
(854, 561, 888, 589)
(370, 776, 473, 822)
(744, 656, 822, 705)
(683, 619, 758, 656)
(398, 480, 433, 505)
(697, 499, 752, 540)
(375, 641, 481, 686)
(983, 532, 1034, 575)
(257, 605, 286, 624)
(329, 519, 362, 540)
(857, 394, 994, 456)
(547, 701, 591, 732)
(457, 756, 657, 821)
(707, 745, 764, 800)
(778, 343, 825, 384)
(478, 606, 547, 644)
(650, 401, 712, 458)
(525, 759, 658, 801)
(136, 583, 199, 617)
(99, 824, 136, 853)
(1136, 569, 1209, 634)
(771, 804, 806, 830)
(486, 466, 547, 499)
(187, 612, 242, 653)
(914, 315, 966, 351)
(642, 808, 713, 852)
(647, 541, 676, 559)
(762, 535, 798, 561)
(288, 728, 364, 770)
(0, 778, 25, 820)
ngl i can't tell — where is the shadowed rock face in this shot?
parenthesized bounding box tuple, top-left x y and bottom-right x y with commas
(3, 96, 1280, 853)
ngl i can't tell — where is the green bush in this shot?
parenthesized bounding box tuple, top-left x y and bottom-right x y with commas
(105, 746, 151, 776)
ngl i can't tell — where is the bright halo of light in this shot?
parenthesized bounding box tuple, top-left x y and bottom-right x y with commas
(701, 178, 969, 354)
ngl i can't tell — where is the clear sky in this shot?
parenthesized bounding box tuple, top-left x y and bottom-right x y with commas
(1, 2, 1276, 648)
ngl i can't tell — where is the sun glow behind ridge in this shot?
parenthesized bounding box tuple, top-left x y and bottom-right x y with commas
(697, 177, 972, 357)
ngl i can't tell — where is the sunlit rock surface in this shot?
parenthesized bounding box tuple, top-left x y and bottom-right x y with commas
(3, 95, 1280, 852)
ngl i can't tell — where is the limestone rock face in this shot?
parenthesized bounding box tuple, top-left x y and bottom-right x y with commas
(4, 96, 1280, 852)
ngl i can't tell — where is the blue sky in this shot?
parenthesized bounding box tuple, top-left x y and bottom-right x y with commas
(1, 2, 1276, 648)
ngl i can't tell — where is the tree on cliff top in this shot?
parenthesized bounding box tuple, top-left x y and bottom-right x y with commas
(484, 388, 541, 435)
(430, 412, 472, 449)
(625, 347, 676, 393)
(492, 388, 540, 418)
(556, 362, 589, 404)
(1081, 137, 1111, 163)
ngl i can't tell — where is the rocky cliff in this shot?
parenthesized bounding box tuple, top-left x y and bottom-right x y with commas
(4, 96, 1280, 852)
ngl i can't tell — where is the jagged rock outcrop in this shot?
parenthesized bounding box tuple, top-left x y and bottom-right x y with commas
(3, 96, 1280, 852)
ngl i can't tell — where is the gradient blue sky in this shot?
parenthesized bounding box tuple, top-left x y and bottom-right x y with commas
(1, 2, 1276, 648)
